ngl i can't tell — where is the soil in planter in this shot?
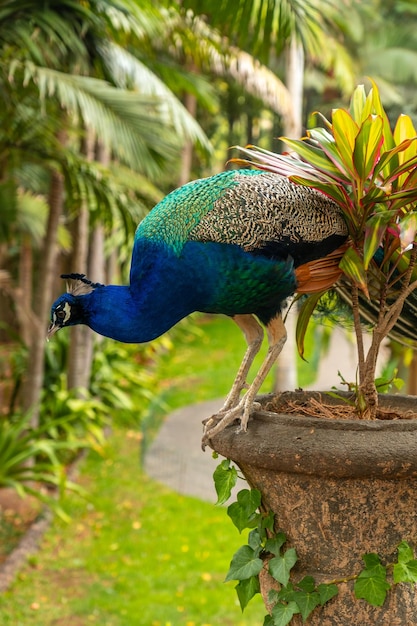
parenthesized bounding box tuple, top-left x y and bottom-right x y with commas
(267, 393, 417, 421)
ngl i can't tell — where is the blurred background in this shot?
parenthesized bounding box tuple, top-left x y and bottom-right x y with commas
(1, 1, 417, 624)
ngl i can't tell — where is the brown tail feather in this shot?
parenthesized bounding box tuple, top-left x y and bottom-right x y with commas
(295, 243, 349, 294)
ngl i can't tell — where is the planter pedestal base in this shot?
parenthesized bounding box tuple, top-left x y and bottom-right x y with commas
(209, 392, 417, 625)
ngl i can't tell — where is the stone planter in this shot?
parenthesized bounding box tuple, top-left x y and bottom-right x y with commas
(209, 391, 417, 625)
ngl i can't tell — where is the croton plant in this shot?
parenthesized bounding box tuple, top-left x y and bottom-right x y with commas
(235, 82, 417, 417)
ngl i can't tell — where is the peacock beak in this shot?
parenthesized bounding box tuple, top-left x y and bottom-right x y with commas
(46, 321, 60, 341)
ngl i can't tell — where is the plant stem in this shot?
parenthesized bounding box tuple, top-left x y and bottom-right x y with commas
(351, 282, 365, 384)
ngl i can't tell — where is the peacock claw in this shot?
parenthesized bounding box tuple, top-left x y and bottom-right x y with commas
(201, 400, 255, 450)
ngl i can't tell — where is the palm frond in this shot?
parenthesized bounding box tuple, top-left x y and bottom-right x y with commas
(181, 0, 349, 61)
(100, 42, 213, 156)
(18, 62, 181, 175)
(61, 149, 159, 240)
(207, 47, 292, 117)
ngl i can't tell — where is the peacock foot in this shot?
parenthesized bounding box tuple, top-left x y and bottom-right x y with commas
(201, 398, 260, 450)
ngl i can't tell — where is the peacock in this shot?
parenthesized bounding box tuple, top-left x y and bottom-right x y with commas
(48, 168, 354, 443)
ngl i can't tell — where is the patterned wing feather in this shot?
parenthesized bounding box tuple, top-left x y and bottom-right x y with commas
(188, 170, 348, 265)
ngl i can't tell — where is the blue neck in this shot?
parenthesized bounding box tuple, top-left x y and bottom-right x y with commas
(81, 284, 195, 343)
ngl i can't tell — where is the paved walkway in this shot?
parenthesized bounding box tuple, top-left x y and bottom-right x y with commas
(144, 399, 250, 503)
(144, 328, 386, 501)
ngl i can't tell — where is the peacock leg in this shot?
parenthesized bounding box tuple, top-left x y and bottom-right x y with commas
(202, 314, 287, 447)
(219, 314, 264, 412)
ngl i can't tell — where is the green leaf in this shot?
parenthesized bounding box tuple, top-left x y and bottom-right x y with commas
(271, 601, 299, 626)
(362, 552, 382, 568)
(354, 555, 390, 606)
(227, 489, 261, 532)
(363, 211, 391, 269)
(332, 108, 359, 176)
(225, 545, 263, 582)
(248, 528, 262, 551)
(393, 541, 417, 584)
(281, 136, 342, 178)
(235, 575, 260, 610)
(263, 615, 274, 626)
(353, 114, 384, 181)
(269, 548, 298, 587)
(397, 540, 414, 563)
(276, 582, 295, 603)
(369, 79, 395, 153)
(297, 576, 316, 592)
(393, 560, 417, 584)
(265, 532, 287, 557)
(339, 247, 368, 295)
(293, 590, 321, 621)
(393, 115, 417, 186)
(289, 176, 353, 212)
(261, 510, 276, 533)
(349, 84, 367, 124)
(399, 213, 417, 252)
(307, 127, 352, 178)
(295, 291, 326, 360)
(213, 459, 238, 505)
(317, 583, 339, 605)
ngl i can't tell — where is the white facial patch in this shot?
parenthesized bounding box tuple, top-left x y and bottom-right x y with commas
(54, 301, 72, 325)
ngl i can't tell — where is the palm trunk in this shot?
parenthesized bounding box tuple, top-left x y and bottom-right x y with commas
(83, 139, 109, 381)
(274, 37, 304, 393)
(67, 131, 95, 392)
(178, 91, 197, 186)
(22, 167, 65, 425)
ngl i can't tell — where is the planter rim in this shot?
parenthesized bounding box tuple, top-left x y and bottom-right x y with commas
(209, 391, 417, 478)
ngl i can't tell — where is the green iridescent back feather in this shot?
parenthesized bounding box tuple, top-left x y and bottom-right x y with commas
(136, 169, 348, 260)
(135, 170, 251, 254)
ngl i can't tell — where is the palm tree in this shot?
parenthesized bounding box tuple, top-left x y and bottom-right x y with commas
(0, 0, 213, 422)
(179, 0, 360, 390)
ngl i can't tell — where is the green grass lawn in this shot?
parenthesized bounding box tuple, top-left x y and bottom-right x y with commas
(154, 313, 318, 412)
(0, 314, 320, 625)
(0, 429, 265, 625)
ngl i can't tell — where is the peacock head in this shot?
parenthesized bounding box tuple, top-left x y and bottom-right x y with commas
(47, 273, 104, 339)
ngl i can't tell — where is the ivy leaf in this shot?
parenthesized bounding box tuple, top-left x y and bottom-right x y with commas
(213, 459, 237, 505)
(235, 575, 260, 610)
(271, 601, 299, 626)
(261, 510, 276, 533)
(263, 615, 274, 626)
(265, 532, 287, 557)
(317, 583, 339, 605)
(397, 540, 414, 563)
(297, 576, 316, 592)
(393, 540, 417, 584)
(393, 560, 417, 584)
(269, 548, 298, 587)
(354, 554, 390, 606)
(362, 552, 382, 568)
(248, 528, 262, 551)
(293, 590, 321, 621)
(225, 545, 263, 582)
(227, 489, 261, 532)
(276, 582, 295, 603)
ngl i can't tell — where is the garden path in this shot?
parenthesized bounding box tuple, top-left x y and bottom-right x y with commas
(144, 328, 386, 501)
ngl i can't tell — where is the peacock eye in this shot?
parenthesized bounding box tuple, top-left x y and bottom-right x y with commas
(56, 310, 66, 320)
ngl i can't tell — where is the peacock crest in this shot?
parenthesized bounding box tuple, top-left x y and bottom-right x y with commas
(61, 273, 104, 297)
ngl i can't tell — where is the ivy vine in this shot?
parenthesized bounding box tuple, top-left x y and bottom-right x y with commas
(213, 458, 417, 626)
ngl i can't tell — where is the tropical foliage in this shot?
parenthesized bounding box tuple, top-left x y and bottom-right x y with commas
(235, 82, 417, 416)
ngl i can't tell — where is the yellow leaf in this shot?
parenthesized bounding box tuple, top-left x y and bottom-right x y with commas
(394, 115, 417, 186)
(332, 108, 359, 176)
